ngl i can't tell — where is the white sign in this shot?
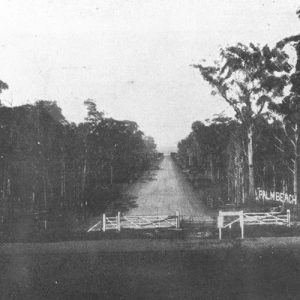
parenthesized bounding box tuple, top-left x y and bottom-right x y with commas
(256, 188, 296, 204)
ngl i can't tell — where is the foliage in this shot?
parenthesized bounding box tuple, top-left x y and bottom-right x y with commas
(193, 43, 290, 125)
(0, 99, 158, 225)
(0, 80, 8, 94)
(193, 43, 291, 200)
(177, 117, 295, 204)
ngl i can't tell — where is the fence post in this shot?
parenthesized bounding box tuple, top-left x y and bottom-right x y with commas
(240, 211, 244, 239)
(217, 211, 223, 240)
(102, 213, 106, 232)
(218, 226, 222, 240)
(176, 211, 180, 229)
(117, 211, 121, 231)
(287, 209, 291, 227)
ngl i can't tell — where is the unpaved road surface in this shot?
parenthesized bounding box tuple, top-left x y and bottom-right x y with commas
(126, 156, 212, 220)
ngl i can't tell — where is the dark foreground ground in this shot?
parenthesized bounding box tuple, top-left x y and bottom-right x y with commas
(1, 238, 300, 300)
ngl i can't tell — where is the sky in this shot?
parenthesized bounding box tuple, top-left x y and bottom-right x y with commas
(0, 0, 299, 152)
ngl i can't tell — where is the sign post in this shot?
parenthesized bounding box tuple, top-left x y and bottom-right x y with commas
(102, 213, 106, 232)
(117, 211, 121, 231)
(218, 210, 244, 240)
(176, 211, 180, 229)
(240, 211, 244, 239)
(217, 215, 223, 240)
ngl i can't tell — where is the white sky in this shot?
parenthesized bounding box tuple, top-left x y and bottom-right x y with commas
(0, 0, 299, 152)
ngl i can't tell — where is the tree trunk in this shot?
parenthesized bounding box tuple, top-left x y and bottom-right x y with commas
(247, 125, 255, 201)
(227, 175, 230, 203)
(234, 169, 238, 204)
(240, 164, 245, 204)
(262, 163, 266, 190)
(7, 177, 13, 220)
(82, 142, 88, 195)
(110, 165, 113, 186)
(210, 156, 215, 183)
(42, 175, 47, 211)
(32, 192, 35, 212)
(60, 158, 66, 208)
(294, 123, 299, 204)
(272, 164, 276, 192)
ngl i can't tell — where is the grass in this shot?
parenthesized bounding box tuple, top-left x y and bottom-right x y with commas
(2, 241, 300, 299)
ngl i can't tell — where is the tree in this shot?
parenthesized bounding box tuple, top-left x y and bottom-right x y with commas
(269, 9, 300, 204)
(0, 98, 159, 231)
(0, 80, 8, 107)
(276, 7, 300, 76)
(193, 43, 291, 201)
(0, 80, 8, 94)
(84, 99, 104, 126)
(269, 95, 300, 204)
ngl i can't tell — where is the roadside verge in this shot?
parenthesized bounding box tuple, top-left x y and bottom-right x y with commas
(1, 237, 300, 255)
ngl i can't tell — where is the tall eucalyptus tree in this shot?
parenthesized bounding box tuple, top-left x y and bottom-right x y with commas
(269, 9, 300, 204)
(193, 43, 291, 200)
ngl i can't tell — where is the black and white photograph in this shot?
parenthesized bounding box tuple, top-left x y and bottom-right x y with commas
(0, 1, 300, 299)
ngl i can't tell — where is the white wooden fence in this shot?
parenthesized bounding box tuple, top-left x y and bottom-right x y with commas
(217, 210, 291, 240)
(88, 211, 180, 232)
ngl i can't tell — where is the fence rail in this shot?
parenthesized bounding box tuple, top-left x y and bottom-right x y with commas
(88, 209, 291, 237)
(88, 211, 180, 232)
(217, 210, 291, 240)
(243, 212, 290, 226)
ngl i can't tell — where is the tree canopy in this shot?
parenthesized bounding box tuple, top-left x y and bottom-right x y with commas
(0, 80, 8, 94)
(193, 43, 291, 125)
(193, 43, 291, 201)
(0, 99, 159, 228)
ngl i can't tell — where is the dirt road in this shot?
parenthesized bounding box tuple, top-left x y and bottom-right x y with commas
(126, 156, 211, 220)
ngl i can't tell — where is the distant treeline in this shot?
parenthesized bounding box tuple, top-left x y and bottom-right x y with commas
(175, 116, 296, 205)
(0, 99, 159, 221)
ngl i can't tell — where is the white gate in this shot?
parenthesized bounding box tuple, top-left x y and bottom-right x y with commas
(121, 215, 178, 229)
(217, 210, 291, 240)
(243, 211, 290, 226)
(88, 211, 180, 232)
